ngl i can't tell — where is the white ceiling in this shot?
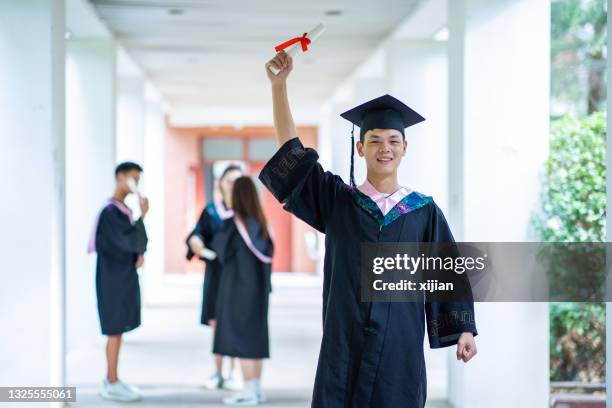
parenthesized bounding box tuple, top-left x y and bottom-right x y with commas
(89, 0, 421, 115)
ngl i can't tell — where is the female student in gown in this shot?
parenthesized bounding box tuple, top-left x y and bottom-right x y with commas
(186, 164, 242, 389)
(211, 176, 274, 406)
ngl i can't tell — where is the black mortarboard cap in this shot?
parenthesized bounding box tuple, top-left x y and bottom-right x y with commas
(340, 94, 425, 139)
(340, 94, 425, 187)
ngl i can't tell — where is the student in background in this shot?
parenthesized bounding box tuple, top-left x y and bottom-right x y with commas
(187, 164, 242, 389)
(88, 161, 148, 402)
(211, 176, 274, 406)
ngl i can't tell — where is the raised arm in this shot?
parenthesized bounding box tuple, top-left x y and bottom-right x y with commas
(266, 51, 298, 145)
(260, 51, 347, 233)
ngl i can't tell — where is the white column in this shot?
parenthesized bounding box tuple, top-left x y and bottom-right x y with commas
(0, 0, 66, 387)
(116, 75, 146, 220)
(456, 303, 549, 408)
(447, 0, 465, 237)
(446, 2, 467, 402)
(140, 84, 166, 304)
(448, 0, 551, 407)
(463, 0, 550, 243)
(116, 76, 145, 164)
(65, 38, 116, 354)
(385, 39, 449, 212)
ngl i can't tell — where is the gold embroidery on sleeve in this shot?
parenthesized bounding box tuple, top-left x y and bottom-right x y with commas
(270, 147, 307, 178)
(428, 310, 474, 338)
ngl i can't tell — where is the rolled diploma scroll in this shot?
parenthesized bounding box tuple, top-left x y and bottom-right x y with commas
(200, 247, 217, 261)
(268, 23, 326, 75)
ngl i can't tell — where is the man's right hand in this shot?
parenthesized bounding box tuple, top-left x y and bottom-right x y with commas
(135, 255, 145, 269)
(267, 50, 298, 145)
(266, 51, 293, 84)
(139, 196, 150, 218)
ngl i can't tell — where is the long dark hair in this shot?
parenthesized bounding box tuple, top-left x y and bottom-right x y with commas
(232, 176, 269, 240)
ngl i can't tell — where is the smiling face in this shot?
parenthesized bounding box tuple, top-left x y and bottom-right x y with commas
(356, 128, 407, 178)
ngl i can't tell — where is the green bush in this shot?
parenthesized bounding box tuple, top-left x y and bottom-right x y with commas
(533, 112, 606, 243)
(549, 302, 605, 382)
(532, 112, 606, 383)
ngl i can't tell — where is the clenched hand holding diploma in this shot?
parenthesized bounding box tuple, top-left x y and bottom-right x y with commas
(266, 24, 325, 75)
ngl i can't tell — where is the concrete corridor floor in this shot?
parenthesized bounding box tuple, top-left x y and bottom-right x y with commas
(66, 273, 450, 407)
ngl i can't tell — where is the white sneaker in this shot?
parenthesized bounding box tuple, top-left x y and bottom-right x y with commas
(204, 372, 224, 389)
(257, 390, 267, 403)
(223, 390, 259, 406)
(118, 380, 141, 395)
(99, 379, 141, 402)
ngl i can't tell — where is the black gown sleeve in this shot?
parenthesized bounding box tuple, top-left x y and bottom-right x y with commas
(96, 206, 148, 255)
(258, 137, 346, 233)
(424, 201, 478, 348)
(186, 207, 213, 260)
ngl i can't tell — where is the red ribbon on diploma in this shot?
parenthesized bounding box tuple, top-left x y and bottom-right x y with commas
(274, 32, 311, 53)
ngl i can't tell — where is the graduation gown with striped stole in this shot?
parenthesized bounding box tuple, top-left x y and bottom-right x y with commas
(258, 137, 478, 408)
(211, 217, 273, 359)
(94, 201, 147, 336)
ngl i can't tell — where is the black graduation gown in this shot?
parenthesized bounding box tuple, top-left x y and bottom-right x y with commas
(210, 217, 273, 359)
(186, 202, 225, 325)
(95, 204, 147, 336)
(258, 138, 478, 408)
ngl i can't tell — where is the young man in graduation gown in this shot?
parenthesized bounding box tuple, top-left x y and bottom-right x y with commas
(88, 161, 149, 402)
(260, 52, 478, 407)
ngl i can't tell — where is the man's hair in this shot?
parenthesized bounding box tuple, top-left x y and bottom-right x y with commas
(115, 161, 143, 176)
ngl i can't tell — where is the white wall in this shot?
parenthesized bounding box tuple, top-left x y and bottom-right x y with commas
(0, 0, 66, 387)
(463, 0, 550, 243)
(449, 0, 551, 407)
(65, 39, 117, 353)
(116, 77, 145, 165)
(450, 302, 548, 407)
(140, 85, 166, 304)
